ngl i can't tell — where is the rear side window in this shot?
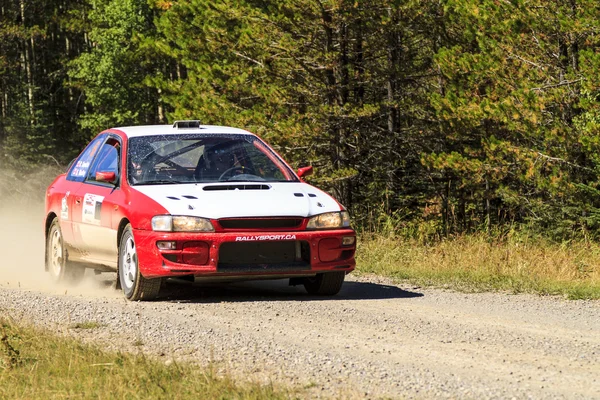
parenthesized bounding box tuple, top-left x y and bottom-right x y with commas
(67, 135, 105, 182)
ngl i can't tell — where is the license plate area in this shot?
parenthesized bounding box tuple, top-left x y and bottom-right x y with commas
(218, 241, 311, 272)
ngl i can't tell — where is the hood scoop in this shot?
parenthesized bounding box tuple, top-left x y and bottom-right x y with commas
(203, 184, 271, 191)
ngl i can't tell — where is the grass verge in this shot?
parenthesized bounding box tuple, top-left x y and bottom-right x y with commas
(0, 318, 293, 399)
(356, 232, 600, 299)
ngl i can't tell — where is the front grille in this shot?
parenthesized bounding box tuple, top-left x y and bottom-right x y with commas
(219, 218, 303, 230)
(218, 241, 310, 272)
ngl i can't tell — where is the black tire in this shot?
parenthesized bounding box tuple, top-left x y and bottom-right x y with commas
(46, 218, 85, 284)
(118, 224, 161, 301)
(303, 272, 346, 295)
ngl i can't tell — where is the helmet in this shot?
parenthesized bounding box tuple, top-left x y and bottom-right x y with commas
(206, 143, 235, 168)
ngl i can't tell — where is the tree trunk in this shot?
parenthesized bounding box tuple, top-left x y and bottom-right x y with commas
(20, 0, 35, 124)
(386, 8, 398, 135)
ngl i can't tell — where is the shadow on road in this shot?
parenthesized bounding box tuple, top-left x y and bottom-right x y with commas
(157, 277, 423, 303)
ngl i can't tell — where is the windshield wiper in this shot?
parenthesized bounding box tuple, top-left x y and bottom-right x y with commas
(137, 179, 190, 185)
(223, 179, 266, 183)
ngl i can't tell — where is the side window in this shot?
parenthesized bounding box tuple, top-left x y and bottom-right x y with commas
(86, 138, 121, 185)
(67, 135, 105, 182)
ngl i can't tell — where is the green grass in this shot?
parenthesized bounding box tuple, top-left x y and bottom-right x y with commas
(356, 232, 600, 299)
(0, 318, 295, 400)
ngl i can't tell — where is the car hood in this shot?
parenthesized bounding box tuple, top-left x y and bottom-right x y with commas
(132, 182, 342, 219)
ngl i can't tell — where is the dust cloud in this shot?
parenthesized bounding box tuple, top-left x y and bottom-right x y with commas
(0, 200, 120, 299)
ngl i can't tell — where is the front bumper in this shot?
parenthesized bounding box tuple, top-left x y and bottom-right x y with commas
(133, 228, 356, 279)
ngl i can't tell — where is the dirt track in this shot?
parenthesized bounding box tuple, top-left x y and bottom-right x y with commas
(0, 206, 599, 399)
(1, 273, 599, 399)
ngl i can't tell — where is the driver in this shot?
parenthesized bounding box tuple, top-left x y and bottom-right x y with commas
(128, 142, 154, 185)
(129, 160, 143, 184)
(203, 146, 237, 181)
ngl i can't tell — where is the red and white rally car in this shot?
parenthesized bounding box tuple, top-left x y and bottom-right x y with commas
(45, 121, 356, 300)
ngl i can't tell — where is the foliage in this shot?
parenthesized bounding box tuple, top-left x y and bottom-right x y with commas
(425, 0, 600, 237)
(69, 0, 163, 136)
(0, 0, 90, 167)
(3, 0, 600, 238)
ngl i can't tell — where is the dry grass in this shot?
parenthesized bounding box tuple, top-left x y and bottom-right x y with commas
(0, 318, 294, 400)
(356, 232, 600, 299)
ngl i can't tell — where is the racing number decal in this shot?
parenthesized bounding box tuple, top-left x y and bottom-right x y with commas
(82, 193, 104, 225)
(71, 160, 91, 178)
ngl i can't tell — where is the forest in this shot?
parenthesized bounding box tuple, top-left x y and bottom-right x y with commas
(2, 0, 600, 238)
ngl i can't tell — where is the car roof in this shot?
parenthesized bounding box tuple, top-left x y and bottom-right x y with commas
(110, 124, 255, 138)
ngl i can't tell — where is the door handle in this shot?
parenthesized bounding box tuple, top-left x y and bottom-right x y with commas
(75, 198, 81, 205)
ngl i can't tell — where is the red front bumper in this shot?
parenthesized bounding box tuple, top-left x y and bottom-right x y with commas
(133, 228, 356, 279)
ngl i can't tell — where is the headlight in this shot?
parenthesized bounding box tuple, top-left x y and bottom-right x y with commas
(151, 216, 214, 232)
(152, 216, 173, 231)
(306, 211, 350, 229)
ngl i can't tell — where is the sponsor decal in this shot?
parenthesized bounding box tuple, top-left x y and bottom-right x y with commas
(82, 193, 104, 225)
(235, 234, 296, 241)
(60, 191, 70, 220)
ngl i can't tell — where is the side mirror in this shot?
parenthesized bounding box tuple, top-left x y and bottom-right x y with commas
(96, 171, 117, 183)
(297, 166, 313, 179)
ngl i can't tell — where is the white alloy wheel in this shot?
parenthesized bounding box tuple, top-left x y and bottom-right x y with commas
(47, 221, 64, 280)
(46, 218, 85, 284)
(121, 236, 137, 291)
(118, 224, 161, 301)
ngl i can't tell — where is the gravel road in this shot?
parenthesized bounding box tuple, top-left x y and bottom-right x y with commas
(0, 206, 599, 399)
(0, 273, 598, 399)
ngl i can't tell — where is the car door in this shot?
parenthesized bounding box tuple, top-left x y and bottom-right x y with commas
(71, 135, 124, 268)
(58, 135, 106, 251)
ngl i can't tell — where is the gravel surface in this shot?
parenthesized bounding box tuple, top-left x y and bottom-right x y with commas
(0, 273, 598, 399)
(0, 206, 598, 399)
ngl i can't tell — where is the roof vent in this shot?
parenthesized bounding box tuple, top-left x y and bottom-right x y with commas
(173, 120, 201, 129)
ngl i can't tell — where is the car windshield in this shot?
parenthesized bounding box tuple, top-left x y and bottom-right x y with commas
(127, 134, 297, 185)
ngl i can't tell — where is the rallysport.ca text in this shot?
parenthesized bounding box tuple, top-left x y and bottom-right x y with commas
(235, 235, 297, 241)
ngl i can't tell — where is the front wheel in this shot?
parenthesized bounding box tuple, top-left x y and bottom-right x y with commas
(118, 224, 161, 301)
(303, 272, 346, 295)
(46, 218, 85, 284)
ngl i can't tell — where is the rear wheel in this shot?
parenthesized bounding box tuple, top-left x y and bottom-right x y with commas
(118, 224, 161, 301)
(303, 271, 345, 295)
(46, 218, 85, 284)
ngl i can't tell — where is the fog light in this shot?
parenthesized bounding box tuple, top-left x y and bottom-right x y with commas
(319, 238, 342, 262)
(157, 241, 177, 250)
(182, 241, 209, 265)
(342, 236, 355, 246)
